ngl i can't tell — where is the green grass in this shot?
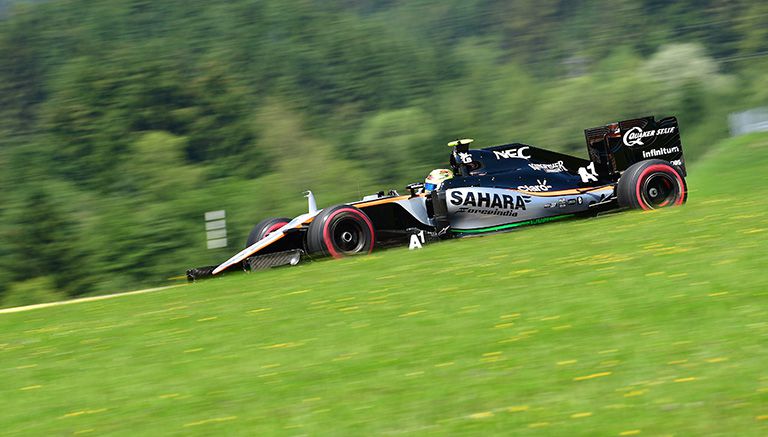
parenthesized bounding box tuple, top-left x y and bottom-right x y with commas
(2, 134, 768, 435)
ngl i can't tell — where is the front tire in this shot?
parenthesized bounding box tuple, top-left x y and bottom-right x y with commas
(306, 205, 375, 258)
(617, 159, 687, 210)
(245, 217, 291, 247)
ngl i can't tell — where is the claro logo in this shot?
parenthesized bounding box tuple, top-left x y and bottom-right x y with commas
(622, 126, 675, 147)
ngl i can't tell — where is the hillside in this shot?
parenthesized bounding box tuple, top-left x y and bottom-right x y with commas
(1, 134, 766, 434)
(2, 0, 768, 299)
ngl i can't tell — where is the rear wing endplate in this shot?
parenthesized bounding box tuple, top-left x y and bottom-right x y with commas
(585, 116, 686, 179)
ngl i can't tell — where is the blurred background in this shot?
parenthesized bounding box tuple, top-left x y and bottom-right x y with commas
(0, 0, 766, 305)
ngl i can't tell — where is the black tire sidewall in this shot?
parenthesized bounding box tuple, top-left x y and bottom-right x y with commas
(245, 217, 291, 247)
(306, 205, 375, 258)
(617, 159, 686, 210)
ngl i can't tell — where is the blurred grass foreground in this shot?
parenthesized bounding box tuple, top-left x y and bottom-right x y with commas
(1, 132, 767, 434)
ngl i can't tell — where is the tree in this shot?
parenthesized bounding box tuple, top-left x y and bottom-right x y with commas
(356, 107, 438, 183)
(1, 276, 64, 308)
(6, 187, 92, 296)
(118, 131, 201, 201)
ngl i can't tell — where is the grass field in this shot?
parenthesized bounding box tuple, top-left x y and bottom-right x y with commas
(2, 134, 767, 435)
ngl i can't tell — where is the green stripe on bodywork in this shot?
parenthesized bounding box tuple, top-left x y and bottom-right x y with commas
(452, 214, 576, 234)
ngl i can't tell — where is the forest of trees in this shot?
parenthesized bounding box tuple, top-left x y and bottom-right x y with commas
(1, 0, 767, 305)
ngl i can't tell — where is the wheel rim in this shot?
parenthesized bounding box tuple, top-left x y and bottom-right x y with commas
(641, 173, 677, 209)
(330, 218, 365, 254)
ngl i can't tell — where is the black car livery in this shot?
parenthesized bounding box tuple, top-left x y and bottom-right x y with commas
(187, 115, 688, 280)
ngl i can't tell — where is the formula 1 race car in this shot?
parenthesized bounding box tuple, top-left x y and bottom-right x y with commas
(187, 115, 687, 280)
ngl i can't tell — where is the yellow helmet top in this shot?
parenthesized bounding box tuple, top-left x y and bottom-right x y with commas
(424, 168, 454, 192)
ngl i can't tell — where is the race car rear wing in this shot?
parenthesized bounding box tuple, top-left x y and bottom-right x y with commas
(584, 116, 685, 179)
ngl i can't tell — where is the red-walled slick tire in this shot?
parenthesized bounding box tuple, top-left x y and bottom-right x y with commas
(306, 205, 375, 258)
(617, 159, 687, 210)
(245, 217, 291, 247)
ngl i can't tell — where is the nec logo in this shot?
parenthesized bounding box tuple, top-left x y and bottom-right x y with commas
(493, 146, 530, 159)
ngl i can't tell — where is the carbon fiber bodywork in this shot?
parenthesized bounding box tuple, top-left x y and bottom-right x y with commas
(247, 250, 303, 270)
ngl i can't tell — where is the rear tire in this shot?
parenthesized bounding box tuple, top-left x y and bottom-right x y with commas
(245, 217, 291, 247)
(617, 159, 687, 210)
(306, 205, 375, 258)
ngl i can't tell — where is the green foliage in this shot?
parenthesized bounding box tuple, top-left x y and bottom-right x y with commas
(0, 0, 766, 302)
(120, 131, 202, 200)
(356, 107, 437, 182)
(5, 187, 92, 296)
(1, 276, 63, 308)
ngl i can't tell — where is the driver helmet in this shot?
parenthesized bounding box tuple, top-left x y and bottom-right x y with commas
(424, 168, 454, 193)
